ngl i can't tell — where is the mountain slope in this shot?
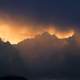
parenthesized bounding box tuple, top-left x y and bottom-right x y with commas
(0, 39, 26, 77)
(16, 32, 80, 78)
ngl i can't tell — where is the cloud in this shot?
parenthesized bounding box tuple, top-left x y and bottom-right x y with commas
(0, 13, 76, 44)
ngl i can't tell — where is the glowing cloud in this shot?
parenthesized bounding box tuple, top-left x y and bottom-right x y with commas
(0, 21, 75, 44)
(0, 13, 75, 44)
(47, 27, 75, 39)
(0, 20, 34, 44)
(55, 30, 75, 39)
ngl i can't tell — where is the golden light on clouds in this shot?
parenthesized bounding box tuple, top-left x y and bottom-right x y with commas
(47, 27, 75, 39)
(0, 16, 75, 44)
(55, 30, 75, 39)
(0, 21, 35, 44)
(0, 24, 75, 44)
(47, 27, 56, 35)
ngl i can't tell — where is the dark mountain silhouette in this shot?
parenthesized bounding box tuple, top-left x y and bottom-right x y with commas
(0, 39, 27, 79)
(16, 32, 80, 78)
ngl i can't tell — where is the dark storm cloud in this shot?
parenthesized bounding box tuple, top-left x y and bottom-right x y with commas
(0, 0, 79, 29)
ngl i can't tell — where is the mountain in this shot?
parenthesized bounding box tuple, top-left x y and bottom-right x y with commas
(17, 32, 67, 65)
(17, 32, 71, 56)
(16, 32, 80, 78)
(0, 39, 26, 78)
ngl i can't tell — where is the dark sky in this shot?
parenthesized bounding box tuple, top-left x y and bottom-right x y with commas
(0, 0, 80, 28)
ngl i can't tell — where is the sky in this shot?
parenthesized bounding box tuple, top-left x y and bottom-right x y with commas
(0, 0, 80, 44)
(0, 0, 80, 79)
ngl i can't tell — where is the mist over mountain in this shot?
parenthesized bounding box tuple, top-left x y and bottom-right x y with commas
(17, 32, 80, 78)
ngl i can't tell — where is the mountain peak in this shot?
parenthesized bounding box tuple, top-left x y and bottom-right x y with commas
(35, 32, 57, 40)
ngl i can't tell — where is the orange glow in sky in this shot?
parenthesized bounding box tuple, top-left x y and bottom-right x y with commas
(55, 30, 75, 39)
(47, 27, 75, 39)
(0, 19, 75, 44)
(0, 23, 34, 44)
